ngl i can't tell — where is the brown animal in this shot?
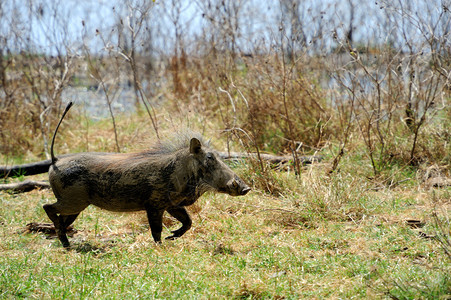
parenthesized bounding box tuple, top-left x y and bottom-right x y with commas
(44, 102, 250, 248)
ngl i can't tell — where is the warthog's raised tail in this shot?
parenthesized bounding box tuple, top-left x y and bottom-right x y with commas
(50, 102, 73, 165)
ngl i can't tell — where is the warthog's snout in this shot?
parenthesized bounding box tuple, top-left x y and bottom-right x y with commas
(240, 185, 251, 195)
(225, 176, 251, 196)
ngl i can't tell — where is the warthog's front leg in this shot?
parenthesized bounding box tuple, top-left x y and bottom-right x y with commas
(165, 206, 192, 240)
(144, 204, 164, 243)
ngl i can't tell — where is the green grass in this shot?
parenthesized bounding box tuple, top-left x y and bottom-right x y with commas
(0, 166, 449, 299)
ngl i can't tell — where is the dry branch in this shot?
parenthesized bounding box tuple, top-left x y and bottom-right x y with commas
(0, 180, 50, 192)
(25, 222, 77, 237)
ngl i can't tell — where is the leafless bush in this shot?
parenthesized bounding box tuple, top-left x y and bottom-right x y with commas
(0, 1, 78, 157)
(329, 1, 450, 177)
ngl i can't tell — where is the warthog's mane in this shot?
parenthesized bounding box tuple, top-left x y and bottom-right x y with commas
(149, 131, 210, 155)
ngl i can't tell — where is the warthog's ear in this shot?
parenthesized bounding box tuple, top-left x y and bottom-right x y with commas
(190, 138, 202, 154)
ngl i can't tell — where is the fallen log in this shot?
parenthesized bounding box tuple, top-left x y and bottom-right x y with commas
(1, 153, 322, 179)
(0, 159, 52, 178)
(0, 180, 50, 192)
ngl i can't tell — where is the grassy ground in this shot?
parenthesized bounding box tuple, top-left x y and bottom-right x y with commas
(0, 151, 449, 298)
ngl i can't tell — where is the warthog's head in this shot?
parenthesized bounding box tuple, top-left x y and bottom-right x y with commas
(189, 138, 251, 196)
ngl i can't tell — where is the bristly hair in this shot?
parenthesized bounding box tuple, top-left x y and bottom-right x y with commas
(150, 130, 210, 154)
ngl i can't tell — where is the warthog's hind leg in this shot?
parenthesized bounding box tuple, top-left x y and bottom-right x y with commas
(43, 203, 70, 248)
(43, 202, 84, 248)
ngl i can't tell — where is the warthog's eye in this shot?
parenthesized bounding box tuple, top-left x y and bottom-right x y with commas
(205, 152, 217, 169)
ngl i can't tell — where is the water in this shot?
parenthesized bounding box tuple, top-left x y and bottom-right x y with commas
(61, 84, 137, 118)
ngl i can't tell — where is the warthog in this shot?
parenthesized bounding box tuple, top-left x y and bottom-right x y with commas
(44, 102, 250, 248)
